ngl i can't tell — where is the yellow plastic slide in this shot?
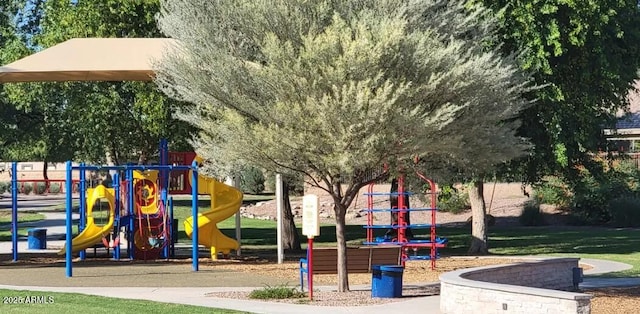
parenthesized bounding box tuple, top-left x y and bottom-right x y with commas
(184, 175, 242, 260)
(58, 185, 115, 255)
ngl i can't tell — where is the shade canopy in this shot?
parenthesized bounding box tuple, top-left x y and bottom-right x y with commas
(0, 38, 176, 83)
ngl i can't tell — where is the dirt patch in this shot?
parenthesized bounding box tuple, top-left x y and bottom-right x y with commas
(586, 287, 640, 314)
(0, 253, 635, 309)
(243, 182, 549, 227)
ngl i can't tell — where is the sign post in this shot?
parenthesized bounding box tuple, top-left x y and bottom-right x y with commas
(302, 194, 319, 301)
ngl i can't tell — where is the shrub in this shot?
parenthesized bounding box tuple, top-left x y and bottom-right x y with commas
(35, 182, 47, 194)
(0, 182, 9, 194)
(22, 183, 33, 195)
(519, 200, 546, 226)
(240, 166, 266, 194)
(265, 172, 304, 196)
(49, 182, 61, 194)
(248, 285, 305, 299)
(565, 211, 594, 226)
(533, 177, 570, 207)
(569, 168, 627, 225)
(285, 175, 305, 196)
(608, 196, 640, 228)
(437, 185, 470, 214)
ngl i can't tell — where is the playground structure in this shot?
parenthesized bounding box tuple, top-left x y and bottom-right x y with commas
(184, 173, 241, 259)
(363, 172, 448, 269)
(58, 184, 117, 256)
(0, 38, 243, 276)
(57, 167, 173, 261)
(6, 141, 244, 277)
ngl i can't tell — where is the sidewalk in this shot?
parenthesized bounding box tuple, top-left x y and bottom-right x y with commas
(0, 284, 441, 314)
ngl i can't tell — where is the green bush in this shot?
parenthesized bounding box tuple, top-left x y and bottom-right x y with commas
(565, 211, 594, 226)
(519, 200, 546, 226)
(248, 285, 305, 299)
(569, 167, 631, 225)
(22, 183, 33, 195)
(608, 196, 640, 228)
(240, 166, 266, 194)
(49, 182, 61, 194)
(0, 182, 9, 194)
(533, 177, 571, 207)
(265, 172, 304, 196)
(284, 175, 304, 196)
(35, 182, 47, 195)
(437, 185, 470, 214)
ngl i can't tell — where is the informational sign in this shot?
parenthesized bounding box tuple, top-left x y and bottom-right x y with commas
(302, 194, 320, 237)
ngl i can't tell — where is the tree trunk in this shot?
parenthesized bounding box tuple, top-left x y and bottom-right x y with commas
(42, 159, 49, 193)
(105, 147, 118, 181)
(387, 178, 413, 239)
(468, 179, 488, 254)
(334, 203, 349, 292)
(138, 150, 148, 165)
(281, 181, 301, 250)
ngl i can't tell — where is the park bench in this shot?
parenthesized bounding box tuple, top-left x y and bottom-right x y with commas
(299, 246, 402, 290)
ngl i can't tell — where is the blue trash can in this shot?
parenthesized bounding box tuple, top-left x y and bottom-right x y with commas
(27, 228, 47, 249)
(371, 265, 404, 298)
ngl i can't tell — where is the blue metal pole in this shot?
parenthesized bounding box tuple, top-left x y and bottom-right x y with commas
(113, 173, 120, 260)
(11, 162, 18, 261)
(68, 165, 191, 171)
(161, 188, 168, 259)
(159, 139, 169, 189)
(127, 168, 135, 260)
(191, 161, 199, 271)
(169, 196, 175, 258)
(79, 163, 86, 261)
(65, 161, 73, 277)
(161, 140, 170, 259)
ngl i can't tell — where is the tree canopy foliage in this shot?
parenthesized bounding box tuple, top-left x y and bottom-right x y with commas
(0, 0, 194, 164)
(155, 0, 534, 291)
(480, 0, 640, 182)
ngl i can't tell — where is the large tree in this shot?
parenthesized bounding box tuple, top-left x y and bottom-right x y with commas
(2, 0, 194, 165)
(155, 0, 533, 291)
(0, 1, 47, 162)
(481, 0, 640, 183)
(458, 0, 640, 253)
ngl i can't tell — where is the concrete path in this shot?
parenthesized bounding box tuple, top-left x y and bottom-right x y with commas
(0, 284, 441, 314)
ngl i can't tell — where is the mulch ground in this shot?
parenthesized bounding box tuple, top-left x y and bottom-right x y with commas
(0, 252, 637, 311)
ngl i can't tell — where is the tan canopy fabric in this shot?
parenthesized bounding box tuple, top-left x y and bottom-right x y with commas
(0, 38, 176, 83)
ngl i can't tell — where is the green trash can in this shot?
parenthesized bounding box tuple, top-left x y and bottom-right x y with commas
(371, 265, 404, 298)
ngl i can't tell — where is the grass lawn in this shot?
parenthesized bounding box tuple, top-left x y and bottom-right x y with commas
(170, 193, 275, 242)
(0, 211, 45, 224)
(33, 194, 640, 277)
(483, 226, 640, 277)
(211, 220, 640, 277)
(0, 211, 47, 241)
(0, 289, 248, 314)
(46, 200, 80, 212)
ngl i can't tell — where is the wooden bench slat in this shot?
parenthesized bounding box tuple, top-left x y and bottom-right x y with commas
(300, 246, 402, 276)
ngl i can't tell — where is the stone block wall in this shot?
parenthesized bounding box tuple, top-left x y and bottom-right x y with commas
(439, 258, 592, 314)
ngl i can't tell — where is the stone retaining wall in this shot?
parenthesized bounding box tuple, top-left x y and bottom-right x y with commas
(439, 258, 592, 314)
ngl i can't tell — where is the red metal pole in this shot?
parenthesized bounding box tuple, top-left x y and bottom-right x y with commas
(398, 175, 406, 243)
(367, 183, 374, 242)
(429, 179, 437, 270)
(415, 171, 438, 270)
(308, 237, 314, 301)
